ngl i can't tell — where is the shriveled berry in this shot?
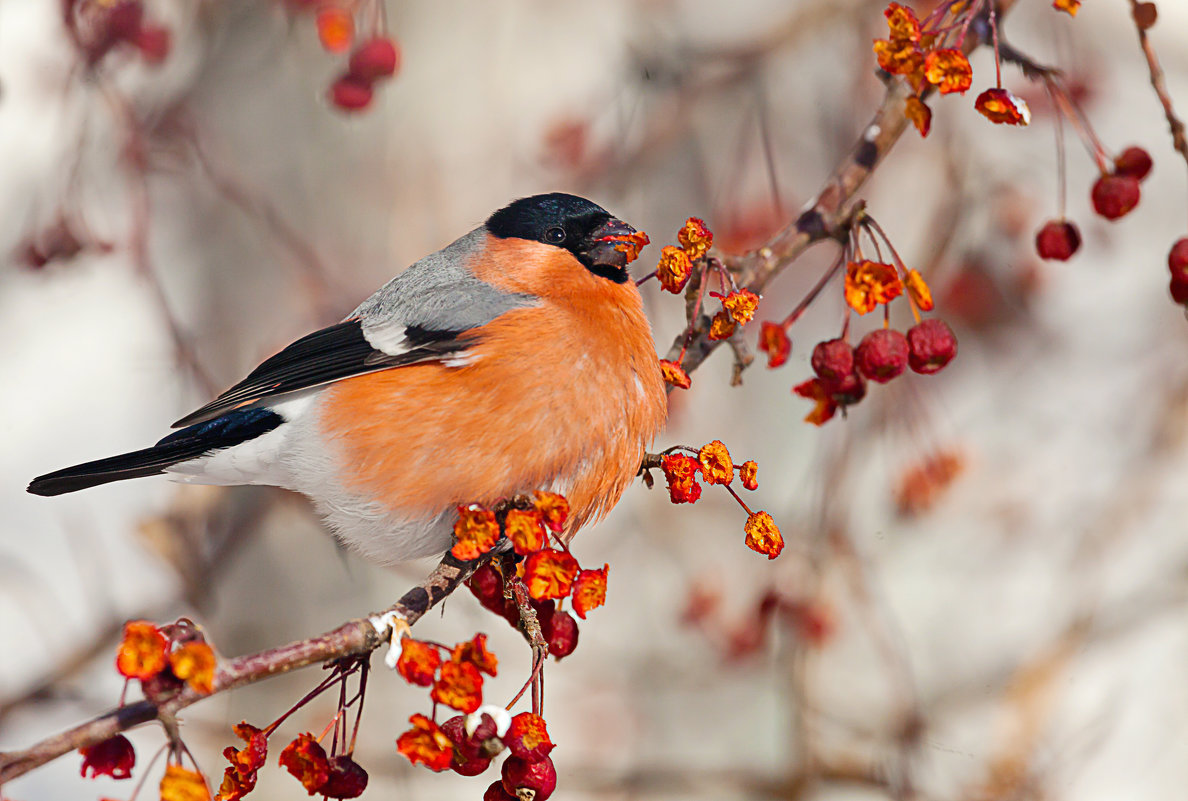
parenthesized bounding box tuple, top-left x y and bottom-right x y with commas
(1114, 146, 1153, 181)
(855, 329, 909, 383)
(349, 37, 400, 81)
(824, 371, 866, 406)
(484, 780, 517, 801)
(907, 319, 957, 374)
(329, 75, 373, 111)
(1091, 174, 1141, 220)
(501, 756, 557, 801)
(320, 755, 368, 799)
(811, 339, 854, 381)
(1169, 237, 1188, 282)
(1034, 220, 1081, 261)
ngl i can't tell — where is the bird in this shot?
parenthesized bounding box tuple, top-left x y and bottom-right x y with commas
(28, 193, 668, 566)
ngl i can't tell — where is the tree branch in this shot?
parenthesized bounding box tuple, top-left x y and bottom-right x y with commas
(667, 0, 1018, 378)
(0, 548, 495, 784)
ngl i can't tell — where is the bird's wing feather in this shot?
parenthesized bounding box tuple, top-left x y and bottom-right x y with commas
(173, 229, 535, 428)
(170, 319, 466, 427)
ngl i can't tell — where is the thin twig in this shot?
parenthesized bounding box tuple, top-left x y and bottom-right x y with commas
(1126, 0, 1188, 226)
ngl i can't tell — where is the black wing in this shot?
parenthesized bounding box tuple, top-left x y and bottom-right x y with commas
(172, 319, 470, 428)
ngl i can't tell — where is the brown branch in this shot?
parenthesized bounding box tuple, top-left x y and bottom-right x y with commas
(1126, 1, 1188, 189)
(0, 547, 497, 784)
(666, 0, 1018, 379)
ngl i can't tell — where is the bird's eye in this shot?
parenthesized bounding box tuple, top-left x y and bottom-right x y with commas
(544, 226, 566, 244)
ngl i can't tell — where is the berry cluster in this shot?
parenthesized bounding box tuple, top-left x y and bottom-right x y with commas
(682, 584, 836, 660)
(873, 2, 1035, 138)
(407, 710, 558, 801)
(1035, 143, 1154, 262)
(653, 441, 783, 559)
(649, 218, 760, 390)
(76, 621, 220, 799)
(330, 38, 401, 111)
(65, 0, 171, 68)
(759, 213, 957, 425)
(282, 1, 401, 112)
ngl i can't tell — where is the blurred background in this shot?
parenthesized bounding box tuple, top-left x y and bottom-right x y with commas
(2, 0, 1188, 799)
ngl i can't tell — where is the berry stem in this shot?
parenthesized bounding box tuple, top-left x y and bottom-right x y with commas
(1045, 76, 1111, 173)
(723, 482, 754, 516)
(778, 249, 847, 329)
(988, 3, 1002, 88)
(1051, 83, 1068, 219)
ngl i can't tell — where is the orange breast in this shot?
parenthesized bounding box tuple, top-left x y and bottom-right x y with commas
(318, 238, 666, 538)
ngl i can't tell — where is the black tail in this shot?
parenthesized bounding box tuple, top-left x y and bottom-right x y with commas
(28, 408, 284, 497)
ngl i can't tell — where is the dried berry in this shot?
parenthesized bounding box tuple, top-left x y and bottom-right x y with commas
(906, 319, 957, 374)
(320, 755, 369, 799)
(825, 370, 866, 406)
(1091, 174, 1141, 220)
(1035, 220, 1082, 261)
(484, 780, 517, 801)
(811, 339, 854, 381)
(855, 329, 909, 383)
(501, 755, 557, 801)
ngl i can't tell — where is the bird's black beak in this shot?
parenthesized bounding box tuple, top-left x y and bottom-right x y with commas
(579, 218, 650, 282)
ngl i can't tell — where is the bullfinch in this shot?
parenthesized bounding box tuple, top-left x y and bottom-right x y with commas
(28, 193, 668, 565)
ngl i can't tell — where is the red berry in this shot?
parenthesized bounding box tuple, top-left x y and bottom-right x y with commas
(134, 25, 170, 63)
(105, 1, 145, 41)
(320, 755, 368, 799)
(907, 319, 957, 374)
(1034, 220, 1082, 261)
(824, 370, 866, 406)
(1170, 278, 1188, 305)
(440, 716, 482, 762)
(811, 339, 854, 381)
(1113, 146, 1153, 181)
(855, 329, 909, 383)
(544, 609, 579, 660)
(1169, 237, 1188, 282)
(348, 37, 400, 81)
(452, 753, 492, 777)
(501, 756, 557, 801)
(483, 780, 517, 801)
(1133, 1, 1157, 28)
(1091, 174, 1141, 220)
(329, 75, 373, 111)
